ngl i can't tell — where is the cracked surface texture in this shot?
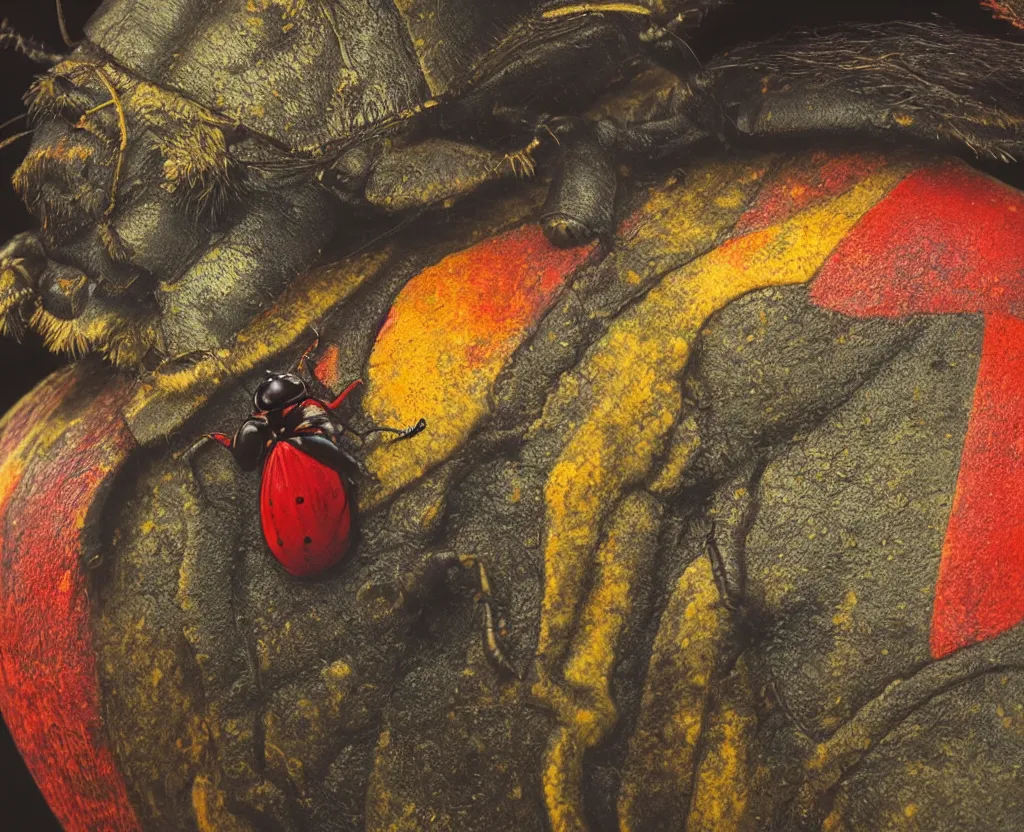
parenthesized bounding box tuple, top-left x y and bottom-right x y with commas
(3, 150, 1024, 831)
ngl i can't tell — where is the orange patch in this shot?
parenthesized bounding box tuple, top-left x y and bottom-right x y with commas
(313, 343, 344, 391)
(363, 225, 595, 495)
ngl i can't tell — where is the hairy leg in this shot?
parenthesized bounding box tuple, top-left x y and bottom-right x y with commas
(700, 22, 1024, 162)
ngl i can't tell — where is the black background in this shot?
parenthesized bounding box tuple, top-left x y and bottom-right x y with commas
(0, 0, 1017, 829)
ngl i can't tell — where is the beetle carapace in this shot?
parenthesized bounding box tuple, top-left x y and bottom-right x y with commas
(4, 0, 1024, 364)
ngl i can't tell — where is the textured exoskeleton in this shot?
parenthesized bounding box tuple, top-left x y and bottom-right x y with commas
(3, 0, 1024, 365)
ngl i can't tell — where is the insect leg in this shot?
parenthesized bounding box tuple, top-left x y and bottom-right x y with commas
(326, 379, 363, 410)
(0, 232, 47, 340)
(696, 22, 1024, 164)
(177, 432, 231, 460)
(538, 66, 716, 247)
(293, 334, 320, 374)
(350, 418, 426, 443)
(462, 555, 520, 679)
(398, 552, 519, 678)
(179, 420, 269, 472)
(363, 139, 515, 213)
(540, 126, 618, 248)
(0, 20, 63, 65)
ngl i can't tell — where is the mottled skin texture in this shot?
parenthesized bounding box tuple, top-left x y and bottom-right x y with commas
(3, 151, 1024, 831)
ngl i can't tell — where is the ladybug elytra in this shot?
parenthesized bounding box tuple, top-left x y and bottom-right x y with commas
(186, 341, 425, 577)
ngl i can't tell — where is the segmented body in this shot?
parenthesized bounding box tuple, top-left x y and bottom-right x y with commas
(5, 0, 1024, 368)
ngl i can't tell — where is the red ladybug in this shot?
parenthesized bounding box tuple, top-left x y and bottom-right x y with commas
(189, 346, 425, 577)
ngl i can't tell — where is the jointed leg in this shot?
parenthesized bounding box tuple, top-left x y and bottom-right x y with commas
(293, 334, 320, 375)
(541, 126, 618, 247)
(696, 22, 1024, 162)
(179, 419, 270, 472)
(179, 433, 232, 459)
(349, 417, 426, 442)
(396, 551, 519, 678)
(326, 378, 363, 410)
(539, 67, 715, 247)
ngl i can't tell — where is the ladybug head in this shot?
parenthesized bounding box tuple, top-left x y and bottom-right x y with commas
(254, 372, 307, 412)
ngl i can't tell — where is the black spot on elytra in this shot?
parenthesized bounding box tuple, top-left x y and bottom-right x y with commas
(296, 496, 305, 504)
(304, 536, 312, 545)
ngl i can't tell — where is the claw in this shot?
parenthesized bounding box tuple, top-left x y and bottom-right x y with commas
(0, 232, 46, 340)
(501, 137, 542, 180)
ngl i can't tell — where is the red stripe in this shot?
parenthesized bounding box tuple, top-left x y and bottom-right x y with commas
(0, 373, 141, 831)
(930, 315, 1024, 656)
(810, 162, 1024, 319)
(811, 161, 1024, 657)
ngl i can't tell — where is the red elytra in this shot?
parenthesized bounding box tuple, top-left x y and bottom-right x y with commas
(260, 440, 352, 577)
(197, 369, 381, 578)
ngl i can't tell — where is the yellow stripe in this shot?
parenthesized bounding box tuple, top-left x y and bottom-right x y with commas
(542, 3, 652, 18)
(533, 164, 908, 831)
(541, 492, 662, 831)
(687, 656, 757, 831)
(618, 557, 729, 831)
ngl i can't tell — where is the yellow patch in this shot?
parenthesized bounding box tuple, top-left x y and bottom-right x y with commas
(618, 557, 730, 830)
(362, 226, 592, 503)
(192, 776, 253, 832)
(534, 164, 906, 829)
(832, 589, 859, 631)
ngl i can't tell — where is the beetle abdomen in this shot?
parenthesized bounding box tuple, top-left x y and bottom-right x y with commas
(260, 441, 352, 577)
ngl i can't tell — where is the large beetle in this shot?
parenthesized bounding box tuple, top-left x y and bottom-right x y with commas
(3, 0, 1024, 364)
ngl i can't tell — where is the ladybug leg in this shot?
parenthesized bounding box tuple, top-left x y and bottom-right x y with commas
(178, 419, 270, 473)
(293, 333, 320, 374)
(351, 417, 427, 443)
(177, 432, 233, 459)
(326, 378, 363, 411)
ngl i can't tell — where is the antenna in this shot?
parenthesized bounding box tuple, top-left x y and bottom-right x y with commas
(0, 20, 62, 65)
(55, 0, 75, 48)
